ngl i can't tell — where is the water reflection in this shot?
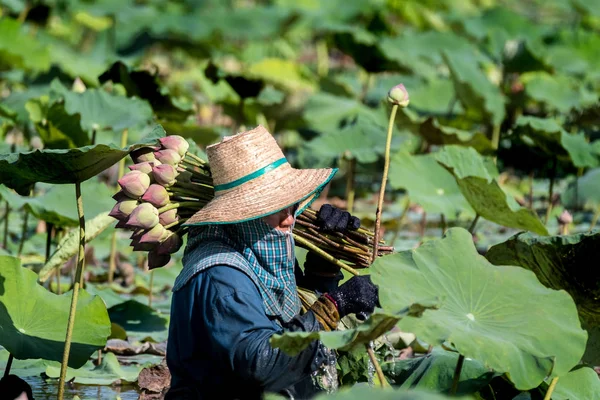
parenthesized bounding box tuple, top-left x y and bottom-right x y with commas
(24, 376, 140, 400)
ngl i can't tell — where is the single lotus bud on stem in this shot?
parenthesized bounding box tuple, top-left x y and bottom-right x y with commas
(153, 164, 178, 187)
(126, 202, 159, 229)
(130, 146, 159, 163)
(109, 198, 139, 220)
(118, 170, 151, 199)
(387, 83, 410, 107)
(156, 231, 183, 255)
(139, 224, 167, 245)
(159, 209, 179, 226)
(154, 149, 182, 166)
(159, 135, 189, 157)
(142, 184, 170, 208)
(129, 161, 156, 175)
(558, 209, 573, 235)
(148, 249, 171, 269)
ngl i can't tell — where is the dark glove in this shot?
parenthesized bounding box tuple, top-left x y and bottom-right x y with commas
(316, 204, 361, 233)
(327, 275, 379, 320)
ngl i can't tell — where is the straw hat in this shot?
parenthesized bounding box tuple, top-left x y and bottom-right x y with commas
(184, 125, 337, 226)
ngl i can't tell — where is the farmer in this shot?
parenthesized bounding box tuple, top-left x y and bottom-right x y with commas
(166, 125, 379, 399)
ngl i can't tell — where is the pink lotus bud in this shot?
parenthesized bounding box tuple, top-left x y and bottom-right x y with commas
(139, 224, 167, 245)
(148, 249, 171, 269)
(131, 235, 156, 252)
(142, 184, 170, 207)
(126, 203, 159, 229)
(118, 170, 151, 199)
(159, 135, 189, 157)
(387, 84, 410, 107)
(152, 164, 178, 187)
(154, 149, 181, 166)
(109, 199, 138, 220)
(115, 220, 129, 229)
(558, 210, 573, 225)
(112, 190, 130, 202)
(130, 146, 159, 163)
(156, 232, 183, 255)
(159, 209, 179, 226)
(129, 161, 155, 174)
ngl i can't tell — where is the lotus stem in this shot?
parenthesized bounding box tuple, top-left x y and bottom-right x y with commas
(491, 124, 501, 162)
(450, 354, 465, 395)
(158, 201, 202, 214)
(440, 213, 446, 237)
(589, 207, 600, 232)
(17, 209, 29, 257)
(373, 104, 398, 263)
(293, 234, 360, 276)
(544, 377, 559, 400)
(3, 201, 9, 249)
(148, 270, 154, 308)
(345, 156, 356, 214)
(57, 182, 87, 400)
(4, 353, 13, 377)
(186, 152, 207, 165)
(164, 218, 188, 230)
(367, 344, 389, 388)
(545, 158, 557, 224)
(468, 214, 480, 234)
(316, 38, 329, 77)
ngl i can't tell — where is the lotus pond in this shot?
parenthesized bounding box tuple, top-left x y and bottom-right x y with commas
(1, 0, 600, 399)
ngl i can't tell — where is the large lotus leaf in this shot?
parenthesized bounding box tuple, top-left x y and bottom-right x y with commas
(542, 30, 600, 79)
(108, 300, 169, 343)
(0, 185, 30, 210)
(435, 146, 548, 235)
(98, 61, 193, 121)
(245, 58, 315, 92)
(50, 79, 153, 132)
(302, 93, 368, 132)
(485, 231, 600, 363)
(1, 85, 51, 124)
(443, 50, 506, 125)
(388, 152, 474, 218)
(0, 256, 111, 368)
(522, 72, 597, 113)
(382, 347, 498, 395)
(562, 168, 600, 210)
(44, 352, 147, 385)
(551, 367, 600, 400)
(0, 124, 164, 195)
(370, 228, 587, 390)
(38, 212, 115, 282)
(406, 79, 464, 116)
(271, 304, 437, 356)
(0, 348, 51, 377)
(26, 99, 90, 149)
(313, 385, 468, 400)
(0, 18, 50, 72)
(419, 118, 493, 153)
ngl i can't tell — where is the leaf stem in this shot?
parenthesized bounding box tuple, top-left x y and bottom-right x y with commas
(544, 377, 559, 400)
(293, 234, 360, 276)
(158, 201, 202, 214)
(373, 104, 398, 263)
(316, 39, 329, 77)
(17, 209, 29, 257)
(57, 182, 86, 400)
(345, 155, 356, 214)
(450, 353, 465, 395)
(4, 353, 13, 377)
(589, 207, 600, 232)
(367, 345, 389, 388)
(468, 214, 480, 234)
(440, 214, 446, 237)
(3, 201, 9, 249)
(545, 158, 557, 224)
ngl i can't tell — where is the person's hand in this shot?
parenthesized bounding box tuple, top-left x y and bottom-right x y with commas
(326, 275, 379, 320)
(315, 204, 360, 233)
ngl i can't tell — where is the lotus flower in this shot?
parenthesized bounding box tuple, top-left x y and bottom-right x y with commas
(156, 232, 183, 255)
(109, 199, 138, 220)
(129, 161, 155, 174)
(153, 164, 178, 187)
(159, 209, 179, 226)
(159, 135, 189, 157)
(118, 170, 151, 199)
(154, 149, 182, 166)
(148, 249, 171, 269)
(130, 146, 159, 163)
(138, 224, 167, 245)
(387, 84, 410, 107)
(126, 203, 159, 229)
(142, 184, 170, 208)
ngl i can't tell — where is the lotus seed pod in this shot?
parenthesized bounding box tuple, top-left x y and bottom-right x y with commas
(154, 149, 182, 166)
(142, 184, 170, 208)
(118, 170, 151, 199)
(159, 135, 190, 157)
(159, 209, 179, 226)
(130, 146, 159, 163)
(153, 164, 178, 187)
(387, 83, 410, 107)
(148, 249, 171, 269)
(109, 198, 138, 220)
(139, 224, 167, 245)
(156, 231, 183, 255)
(126, 203, 159, 229)
(128, 161, 155, 175)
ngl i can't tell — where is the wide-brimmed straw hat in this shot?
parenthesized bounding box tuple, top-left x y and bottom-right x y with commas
(184, 125, 337, 226)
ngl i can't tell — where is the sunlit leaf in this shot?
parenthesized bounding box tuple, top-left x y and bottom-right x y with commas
(551, 367, 600, 400)
(561, 168, 600, 210)
(108, 300, 169, 343)
(246, 58, 315, 92)
(522, 72, 597, 113)
(371, 227, 587, 390)
(0, 17, 50, 72)
(0, 348, 50, 377)
(313, 385, 467, 400)
(0, 255, 111, 368)
(419, 118, 493, 153)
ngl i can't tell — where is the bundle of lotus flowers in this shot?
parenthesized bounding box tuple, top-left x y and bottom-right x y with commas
(109, 135, 394, 270)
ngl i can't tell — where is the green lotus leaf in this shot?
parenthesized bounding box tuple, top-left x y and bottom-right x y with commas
(0, 255, 111, 368)
(382, 347, 498, 395)
(0, 17, 51, 72)
(45, 352, 146, 385)
(435, 146, 548, 235)
(562, 168, 600, 210)
(404, 79, 464, 116)
(0, 348, 51, 377)
(98, 61, 193, 121)
(0, 124, 164, 195)
(271, 305, 437, 357)
(246, 58, 315, 92)
(331, 29, 399, 73)
(0, 185, 30, 210)
(522, 72, 597, 113)
(443, 50, 506, 125)
(50, 79, 154, 132)
(303, 92, 369, 132)
(551, 367, 600, 400)
(388, 152, 474, 218)
(108, 300, 169, 343)
(370, 227, 587, 390)
(313, 385, 467, 400)
(542, 30, 600, 79)
(419, 118, 493, 153)
(38, 212, 115, 282)
(26, 99, 90, 149)
(485, 231, 600, 364)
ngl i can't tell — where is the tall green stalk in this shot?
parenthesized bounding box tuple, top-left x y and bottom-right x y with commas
(3, 201, 9, 249)
(345, 155, 356, 214)
(545, 158, 557, 224)
(17, 209, 29, 257)
(57, 182, 86, 400)
(450, 354, 465, 395)
(544, 377, 559, 400)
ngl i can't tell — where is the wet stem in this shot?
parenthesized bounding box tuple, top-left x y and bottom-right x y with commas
(57, 182, 86, 400)
(450, 354, 465, 395)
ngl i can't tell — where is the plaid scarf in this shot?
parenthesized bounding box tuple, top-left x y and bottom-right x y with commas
(173, 219, 301, 323)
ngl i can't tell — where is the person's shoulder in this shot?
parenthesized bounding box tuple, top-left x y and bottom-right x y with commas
(204, 265, 260, 297)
